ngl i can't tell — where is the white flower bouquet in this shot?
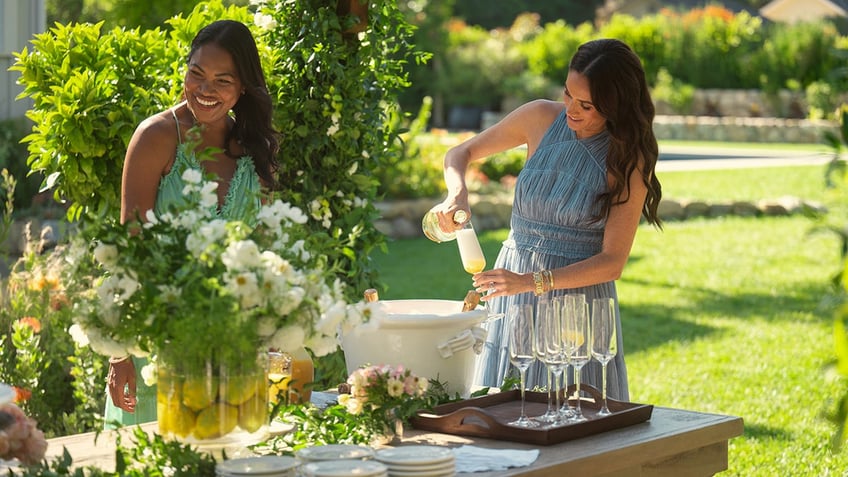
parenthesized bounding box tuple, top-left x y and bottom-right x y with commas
(64, 169, 370, 372)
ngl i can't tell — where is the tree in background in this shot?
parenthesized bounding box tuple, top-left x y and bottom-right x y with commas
(46, 0, 247, 29)
(397, 0, 452, 127)
(453, 0, 603, 29)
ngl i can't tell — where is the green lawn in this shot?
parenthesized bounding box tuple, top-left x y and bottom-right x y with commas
(372, 163, 848, 475)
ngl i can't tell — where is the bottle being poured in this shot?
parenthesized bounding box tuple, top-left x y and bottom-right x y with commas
(422, 207, 468, 243)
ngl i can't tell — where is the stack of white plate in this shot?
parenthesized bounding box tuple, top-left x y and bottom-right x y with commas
(300, 459, 389, 477)
(295, 444, 375, 463)
(216, 456, 299, 477)
(374, 446, 455, 477)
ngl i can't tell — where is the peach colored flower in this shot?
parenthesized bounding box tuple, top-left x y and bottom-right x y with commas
(17, 317, 41, 333)
(12, 387, 31, 403)
(29, 274, 59, 291)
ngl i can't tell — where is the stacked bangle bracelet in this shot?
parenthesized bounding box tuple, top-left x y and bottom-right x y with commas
(532, 269, 556, 296)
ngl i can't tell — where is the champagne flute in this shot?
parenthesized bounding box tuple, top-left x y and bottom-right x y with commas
(563, 298, 590, 422)
(591, 297, 617, 416)
(537, 299, 567, 426)
(507, 303, 539, 428)
(456, 221, 485, 274)
(533, 300, 557, 424)
(557, 294, 583, 419)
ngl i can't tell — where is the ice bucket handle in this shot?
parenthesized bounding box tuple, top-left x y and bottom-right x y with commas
(436, 326, 488, 358)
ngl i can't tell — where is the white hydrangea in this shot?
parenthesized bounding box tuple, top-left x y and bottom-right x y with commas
(224, 271, 261, 309)
(93, 242, 118, 269)
(221, 240, 263, 270)
(181, 168, 202, 184)
(254, 12, 277, 30)
(140, 362, 158, 387)
(268, 324, 306, 351)
(68, 323, 90, 347)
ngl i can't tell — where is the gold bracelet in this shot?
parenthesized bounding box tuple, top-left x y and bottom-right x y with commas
(544, 269, 555, 292)
(532, 271, 544, 296)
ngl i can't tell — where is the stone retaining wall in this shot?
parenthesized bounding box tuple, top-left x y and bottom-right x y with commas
(1, 194, 823, 258)
(374, 193, 824, 240)
(652, 115, 837, 143)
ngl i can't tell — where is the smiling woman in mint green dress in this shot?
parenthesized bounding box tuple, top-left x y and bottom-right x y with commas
(430, 39, 663, 401)
(104, 20, 280, 428)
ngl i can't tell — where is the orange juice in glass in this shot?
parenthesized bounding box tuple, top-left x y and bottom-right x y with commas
(288, 347, 314, 404)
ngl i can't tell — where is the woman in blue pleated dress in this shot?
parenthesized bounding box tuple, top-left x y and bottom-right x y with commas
(105, 20, 280, 428)
(431, 39, 663, 401)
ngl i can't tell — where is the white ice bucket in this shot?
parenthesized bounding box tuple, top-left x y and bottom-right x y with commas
(341, 299, 488, 397)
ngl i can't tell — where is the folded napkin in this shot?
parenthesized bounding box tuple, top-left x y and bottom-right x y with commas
(451, 445, 539, 473)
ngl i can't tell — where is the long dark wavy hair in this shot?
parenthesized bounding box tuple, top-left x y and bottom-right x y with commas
(189, 20, 280, 188)
(569, 38, 662, 227)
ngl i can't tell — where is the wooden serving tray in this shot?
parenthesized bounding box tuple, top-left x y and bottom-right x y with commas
(410, 384, 653, 446)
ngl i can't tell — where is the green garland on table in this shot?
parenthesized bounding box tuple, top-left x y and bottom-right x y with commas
(9, 428, 216, 476)
(13, 382, 487, 475)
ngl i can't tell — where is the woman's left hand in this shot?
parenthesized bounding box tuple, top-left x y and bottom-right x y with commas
(472, 268, 531, 300)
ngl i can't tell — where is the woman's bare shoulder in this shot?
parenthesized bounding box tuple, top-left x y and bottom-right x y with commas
(502, 99, 563, 134)
(127, 109, 179, 156)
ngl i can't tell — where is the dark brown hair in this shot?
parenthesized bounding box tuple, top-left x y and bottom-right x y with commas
(189, 20, 280, 187)
(569, 38, 662, 227)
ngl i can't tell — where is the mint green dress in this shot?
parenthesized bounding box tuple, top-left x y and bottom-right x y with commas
(104, 111, 261, 428)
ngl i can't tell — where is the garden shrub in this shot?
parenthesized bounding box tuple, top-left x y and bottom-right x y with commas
(652, 68, 695, 115)
(522, 20, 593, 84)
(477, 147, 525, 183)
(12, 22, 181, 221)
(0, 118, 41, 214)
(597, 12, 676, 85)
(373, 96, 445, 199)
(754, 21, 844, 94)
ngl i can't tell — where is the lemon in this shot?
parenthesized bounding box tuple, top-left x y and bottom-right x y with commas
(268, 373, 291, 405)
(268, 373, 291, 404)
(181, 375, 218, 411)
(158, 397, 197, 438)
(220, 374, 258, 406)
(193, 403, 239, 440)
(157, 374, 182, 406)
(238, 391, 267, 433)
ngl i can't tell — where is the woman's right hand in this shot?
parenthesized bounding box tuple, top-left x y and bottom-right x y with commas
(107, 358, 137, 413)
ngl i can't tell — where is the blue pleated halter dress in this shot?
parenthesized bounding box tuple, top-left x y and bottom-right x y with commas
(473, 109, 629, 401)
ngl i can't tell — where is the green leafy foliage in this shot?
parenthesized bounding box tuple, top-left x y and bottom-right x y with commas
(372, 96, 446, 199)
(114, 428, 217, 476)
(817, 104, 848, 452)
(0, 119, 42, 214)
(651, 68, 695, 115)
(12, 22, 180, 220)
(254, 0, 422, 303)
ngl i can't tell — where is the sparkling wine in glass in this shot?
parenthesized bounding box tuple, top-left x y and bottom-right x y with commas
(591, 297, 617, 416)
(456, 221, 486, 274)
(507, 303, 539, 428)
(557, 294, 584, 419)
(564, 298, 590, 422)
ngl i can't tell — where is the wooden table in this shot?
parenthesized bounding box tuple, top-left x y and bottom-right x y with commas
(40, 406, 742, 476)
